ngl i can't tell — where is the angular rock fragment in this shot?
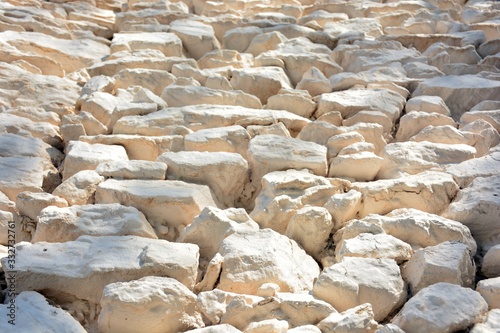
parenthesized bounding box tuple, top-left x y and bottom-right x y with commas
(184, 125, 250, 158)
(482, 245, 500, 278)
(53, 170, 104, 206)
(476, 277, 500, 309)
(317, 303, 380, 333)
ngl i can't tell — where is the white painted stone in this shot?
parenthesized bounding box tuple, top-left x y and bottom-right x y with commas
(33, 203, 157, 243)
(95, 160, 167, 180)
(1, 235, 200, 303)
(335, 233, 412, 264)
(313, 257, 406, 321)
(158, 151, 249, 208)
(443, 175, 500, 250)
(62, 141, 128, 181)
(98, 276, 204, 333)
(96, 179, 219, 240)
(392, 283, 488, 333)
(477, 277, 500, 309)
(0, 291, 86, 333)
(482, 245, 500, 278)
(217, 229, 320, 295)
(402, 241, 475, 295)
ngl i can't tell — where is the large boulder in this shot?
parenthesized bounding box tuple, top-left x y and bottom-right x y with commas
(170, 20, 221, 60)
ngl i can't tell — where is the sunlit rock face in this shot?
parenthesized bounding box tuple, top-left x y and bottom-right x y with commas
(1, 0, 499, 332)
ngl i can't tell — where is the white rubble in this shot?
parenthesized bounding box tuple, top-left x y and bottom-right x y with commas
(476, 277, 500, 309)
(98, 276, 204, 333)
(33, 203, 157, 243)
(313, 257, 407, 321)
(392, 283, 489, 333)
(96, 179, 219, 240)
(402, 241, 475, 295)
(0, 291, 86, 333)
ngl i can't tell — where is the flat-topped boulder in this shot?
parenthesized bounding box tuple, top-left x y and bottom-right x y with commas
(1, 235, 200, 303)
(95, 160, 167, 180)
(110, 32, 183, 57)
(96, 179, 219, 240)
(33, 203, 157, 243)
(184, 125, 251, 157)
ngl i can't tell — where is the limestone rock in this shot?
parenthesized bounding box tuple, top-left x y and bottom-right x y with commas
(446, 146, 500, 188)
(335, 233, 412, 264)
(324, 190, 363, 230)
(377, 141, 476, 179)
(221, 292, 336, 330)
(396, 111, 456, 142)
(158, 151, 248, 208)
(62, 141, 128, 181)
(1, 236, 200, 303)
(250, 170, 348, 234)
(442, 175, 500, 250)
(95, 160, 167, 180)
(98, 277, 204, 333)
(96, 179, 218, 240)
(405, 95, 451, 116)
(230, 67, 292, 104)
(170, 20, 221, 60)
(402, 241, 475, 295)
(266, 90, 317, 119)
(392, 283, 488, 333)
(217, 229, 320, 295)
(477, 277, 500, 309)
(184, 125, 250, 158)
(113, 68, 176, 96)
(296, 67, 333, 97)
(185, 325, 242, 333)
(32, 203, 157, 243)
(412, 75, 500, 120)
(461, 110, 500, 133)
(470, 309, 500, 333)
(248, 135, 327, 190)
(52, 170, 104, 206)
(317, 303, 380, 333)
(0, 291, 86, 333)
(329, 152, 384, 181)
(16, 191, 68, 221)
(244, 319, 289, 333)
(110, 32, 183, 57)
(313, 257, 407, 321)
(285, 206, 333, 261)
(353, 171, 459, 217)
(178, 206, 259, 266)
(482, 245, 500, 278)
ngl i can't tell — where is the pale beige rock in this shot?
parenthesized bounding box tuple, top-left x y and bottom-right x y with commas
(185, 325, 242, 333)
(296, 67, 333, 97)
(52, 170, 104, 206)
(410, 125, 477, 146)
(338, 142, 375, 156)
(217, 229, 320, 295)
(316, 88, 405, 122)
(81, 75, 115, 96)
(1, 235, 200, 303)
(392, 283, 488, 333)
(316, 111, 343, 127)
(329, 152, 384, 181)
(158, 151, 248, 208)
(313, 257, 407, 321)
(335, 233, 412, 264)
(245, 31, 288, 56)
(178, 206, 259, 266)
(250, 170, 347, 234)
(185, 126, 250, 157)
(62, 141, 128, 181)
(170, 20, 221, 60)
(327, 132, 365, 159)
(329, 64, 410, 92)
(0, 211, 13, 246)
(0, 291, 86, 333)
(230, 67, 292, 104)
(317, 303, 380, 333)
(198, 49, 251, 70)
(0, 191, 15, 213)
(377, 141, 476, 179)
(343, 111, 393, 135)
(405, 95, 451, 116)
(0, 156, 46, 201)
(16, 191, 68, 221)
(477, 277, 500, 309)
(285, 206, 333, 261)
(247, 123, 292, 138)
(113, 68, 176, 96)
(223, 26, 263, 53)
(248, 135, 327, 190)
(33, 203, 157, 243)
(221, 292, 336, 330)
(244, 319, 289, 333)
(482, 245, 500, 278)
(402, 241, 475, 295)
(161, 85, 262, 109)
(98, 277, 204, 333)
(460, 110, 500, 133)
(81, 134, 184, 161)
(110, 32, 183, 57)
(396, 111, 457, 142)
(470, 309, 500, 333)
(324, 190, 363, 230)
(96, 179, 219, 240)
(287, 326, 321, 333)
(375, 324, 405, 333)
(460, 120, 500, 157)
(353, 171, 459, 217)
(443, 175, 500, 250)
(0, 114, 62, 149)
